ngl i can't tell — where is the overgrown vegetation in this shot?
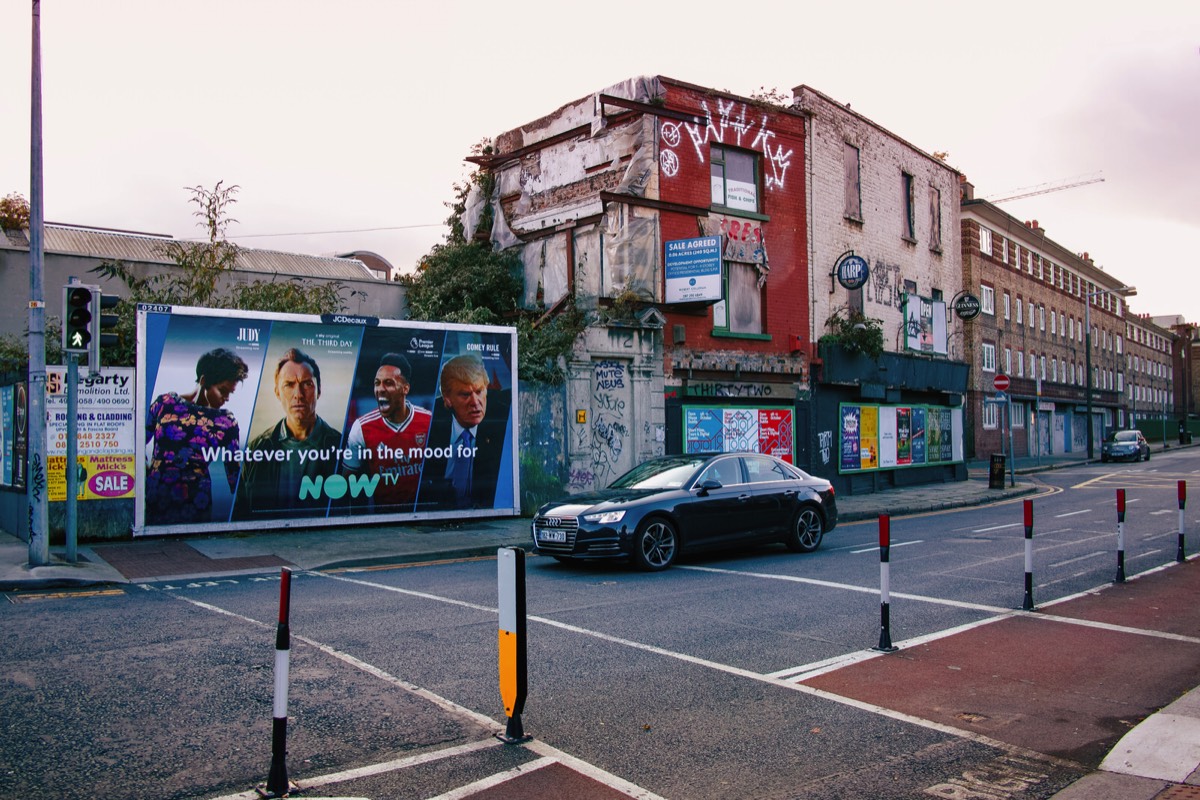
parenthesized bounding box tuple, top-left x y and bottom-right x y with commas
(820, 306, 885, 360)
(402, 145, 587, 385)
(91, 181, 355, 366)
(749, 86, 793, 108)
(0, 192, 31, 231)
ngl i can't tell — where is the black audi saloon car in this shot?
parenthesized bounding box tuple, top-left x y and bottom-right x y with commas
(532, 452, 838, 571)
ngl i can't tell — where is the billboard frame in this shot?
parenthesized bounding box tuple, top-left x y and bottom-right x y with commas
(135, 304, 520, 537)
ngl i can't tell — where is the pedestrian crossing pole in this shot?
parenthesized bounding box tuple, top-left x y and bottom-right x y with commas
(1178, 480, 1187, 563)
(497, 547, 530, 743)
(873, 515, 898, 653)
(263, 568, 294, 797)
(1116, 489, 1127, 584)
(1023, 500, 1035, 611)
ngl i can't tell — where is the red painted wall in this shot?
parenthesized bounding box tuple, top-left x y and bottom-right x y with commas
(655, 80, 809, 361)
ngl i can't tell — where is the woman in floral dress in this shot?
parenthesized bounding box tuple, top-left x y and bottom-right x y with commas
(145, 348, 249, 524)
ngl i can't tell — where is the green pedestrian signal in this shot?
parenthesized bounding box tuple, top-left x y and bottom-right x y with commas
(62, 284, 95, 355)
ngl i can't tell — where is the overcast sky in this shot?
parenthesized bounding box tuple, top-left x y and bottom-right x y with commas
(3, 1, 1197, 322)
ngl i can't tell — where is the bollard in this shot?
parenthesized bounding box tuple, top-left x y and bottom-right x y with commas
(497, 547, 530, 743)
(1116, 489, 1126, 584)
(873, 515, 898, 653)
(1179, 480, 1187, 563)
(262, 568, 294, 798)
(1023, 500, 1035, 611)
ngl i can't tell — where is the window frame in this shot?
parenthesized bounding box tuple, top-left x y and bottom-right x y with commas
(901, 172, 916, 242)
(710, 145, 761, 215)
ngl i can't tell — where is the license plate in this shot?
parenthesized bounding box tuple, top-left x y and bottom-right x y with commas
(538, 528, 567, 543)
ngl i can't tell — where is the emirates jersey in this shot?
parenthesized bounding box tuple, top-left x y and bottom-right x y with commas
(344, 403, 432, 509)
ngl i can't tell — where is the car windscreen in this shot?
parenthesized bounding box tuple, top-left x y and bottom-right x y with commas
(609, 458, 707, 490)
(1107, 431, 1139, 442)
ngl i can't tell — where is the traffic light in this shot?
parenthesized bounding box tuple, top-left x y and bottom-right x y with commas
(62, 284, 96, 355)
(93, 292, 121, 365)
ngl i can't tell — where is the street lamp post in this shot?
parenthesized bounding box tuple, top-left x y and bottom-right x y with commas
(1085, 284, 1136, 459)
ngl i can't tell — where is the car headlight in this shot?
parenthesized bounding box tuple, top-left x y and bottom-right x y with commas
(583, 510, 627, 524)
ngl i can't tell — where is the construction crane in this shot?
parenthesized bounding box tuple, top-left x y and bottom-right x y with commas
(986, 173, 1105, 204)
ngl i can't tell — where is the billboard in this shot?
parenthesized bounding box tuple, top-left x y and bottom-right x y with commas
(683, 405, 794, 463)
(136, 305, 518, 536)
(839, 402, 963, 474)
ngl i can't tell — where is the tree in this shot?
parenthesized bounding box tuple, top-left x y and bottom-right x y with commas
(93, 181, 357, 366)
(402, 160, 586, 385)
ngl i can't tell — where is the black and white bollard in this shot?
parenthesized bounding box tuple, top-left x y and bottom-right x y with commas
(263, 568, 293, 797)
(497, 547, 530, 743)
(1023, 499, 1035, 611)
(1116, 489, 1127, 584)
(873, 515, 898, 653)
(1178, 480, 1187, 563)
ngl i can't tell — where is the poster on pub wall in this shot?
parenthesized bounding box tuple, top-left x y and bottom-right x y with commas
(684, 405, 794, 463)
(839, 402, 964, 474)
(136, 305, 519, 536)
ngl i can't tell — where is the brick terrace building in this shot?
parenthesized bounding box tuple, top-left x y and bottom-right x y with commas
(961, 182, 1137, 459)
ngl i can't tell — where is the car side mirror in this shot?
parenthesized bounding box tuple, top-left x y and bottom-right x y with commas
(696, 479, 722, 495)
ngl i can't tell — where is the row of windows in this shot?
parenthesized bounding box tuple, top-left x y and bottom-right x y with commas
(843, 142, 943, 249)
(979, 285, 1155, 361)
(979, 342, 1170, 393)
(1126, 322, 1170, 353)
(977, 225, 1125, 318)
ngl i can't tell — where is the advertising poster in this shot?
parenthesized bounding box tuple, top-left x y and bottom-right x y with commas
(757, 408, 794, 463)
(45, 367, 136, 502)
(927, 409, 942, 464)
(878, 406, 898, 469)
(940, 409, 955, 462)
(722, 408, 759, 452)
(685, 408, 724, 453)
(840, 406, 861, 471)
(0, 385, 12, 486)
(859, 405, 878, 470)
(137, 305, 519, 536)
(896, 408, 912, 465)
(910, 407, 927, 465)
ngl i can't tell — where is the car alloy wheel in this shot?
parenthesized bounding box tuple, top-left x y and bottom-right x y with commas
(632, 518, 678, 571)
(786, 506, 825, 553)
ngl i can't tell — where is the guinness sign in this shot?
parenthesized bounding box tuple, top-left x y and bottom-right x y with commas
(953, 293, 982, 321)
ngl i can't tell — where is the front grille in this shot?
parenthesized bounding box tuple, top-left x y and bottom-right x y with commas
(532, 515, 580, 553)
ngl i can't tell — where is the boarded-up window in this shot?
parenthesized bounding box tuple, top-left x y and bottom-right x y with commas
(844, 142, 862, 219)
(727, 262, 763, 334)
(901, 172, 916, 240)
(928, 186, 941, 248)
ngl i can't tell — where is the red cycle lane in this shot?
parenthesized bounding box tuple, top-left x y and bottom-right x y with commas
(802, 559, 1200, 767)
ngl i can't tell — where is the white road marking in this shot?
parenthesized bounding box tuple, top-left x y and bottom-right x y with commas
(972, 523, 1024, 533)
(849, 540, 924, 554)
(1050, 551, 1106, 568)
(1054, 509, 1092, 518)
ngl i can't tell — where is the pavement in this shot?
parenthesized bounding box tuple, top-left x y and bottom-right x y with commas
(3, 445, 1198, 799)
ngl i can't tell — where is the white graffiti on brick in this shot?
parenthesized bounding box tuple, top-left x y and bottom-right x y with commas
(658, 99, 792, 192)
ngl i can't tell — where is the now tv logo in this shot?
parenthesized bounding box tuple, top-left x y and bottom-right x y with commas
(298, 473, 380, 501)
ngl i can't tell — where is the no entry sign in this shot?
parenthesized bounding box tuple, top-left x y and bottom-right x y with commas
(993, 374, 1011, 392)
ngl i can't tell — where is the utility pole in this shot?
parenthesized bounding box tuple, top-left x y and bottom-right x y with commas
(27, 0, 49, 566)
